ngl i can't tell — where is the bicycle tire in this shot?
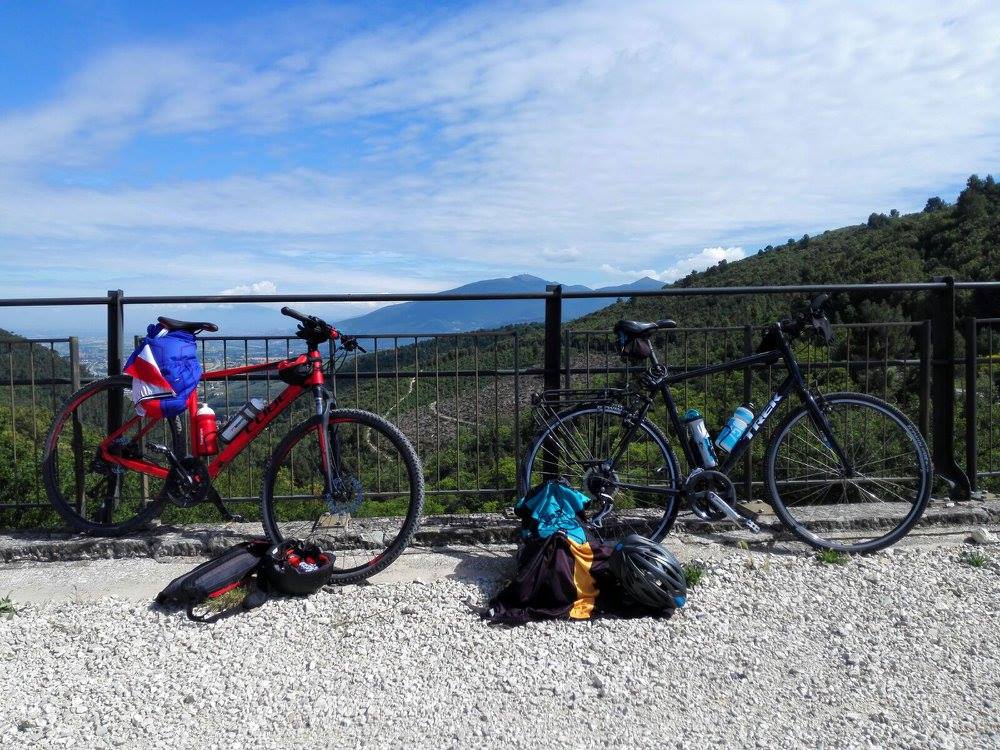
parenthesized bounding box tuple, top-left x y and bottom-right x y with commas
(260, 408, 424, 585)
(43, 375, 168, 535)
(764, 392, 932, 553)
(521, 403, 682, 542)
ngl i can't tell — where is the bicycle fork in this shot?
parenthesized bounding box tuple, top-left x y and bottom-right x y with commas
(314, 387, 346, 507)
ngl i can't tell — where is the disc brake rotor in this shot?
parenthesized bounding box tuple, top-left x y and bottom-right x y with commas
(325, 475, 364, 515)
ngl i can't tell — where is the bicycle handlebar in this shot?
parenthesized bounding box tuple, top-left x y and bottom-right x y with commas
(280, 306, 311, 324)
(281, 306, 340, 344)
(776, 295, 834, 345)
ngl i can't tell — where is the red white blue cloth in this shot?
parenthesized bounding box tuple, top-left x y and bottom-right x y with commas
(124, 324, 202, 419)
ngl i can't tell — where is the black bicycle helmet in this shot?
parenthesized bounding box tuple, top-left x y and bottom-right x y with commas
(260, 540, 336, 596)
(609, 534, 687, 610)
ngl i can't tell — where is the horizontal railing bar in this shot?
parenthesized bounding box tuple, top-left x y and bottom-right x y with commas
(196, 331, 518, 341)
(0, 338, 73, 344)
(560, 282, 948, 298)
(954, 281, 1000, 289)
(5, 280, 1000, 311)
(125, 292, 552, 304)
(568, 320, 925, 336)
(6, 357, 951, 388)
(0, 297, 108, 307)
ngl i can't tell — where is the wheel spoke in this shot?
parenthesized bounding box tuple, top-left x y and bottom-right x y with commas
(768, 396, 929, 552)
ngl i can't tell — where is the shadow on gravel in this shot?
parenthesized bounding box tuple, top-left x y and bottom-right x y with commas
(437, 544, 513, 600)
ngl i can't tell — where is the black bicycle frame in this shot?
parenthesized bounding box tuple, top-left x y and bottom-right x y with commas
(609, 326, 853, 490)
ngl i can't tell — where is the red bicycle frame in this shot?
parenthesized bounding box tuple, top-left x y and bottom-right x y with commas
(97, 347, 328, 480)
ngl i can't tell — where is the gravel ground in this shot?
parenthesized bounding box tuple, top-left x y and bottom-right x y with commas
(1, 544, 998, 749)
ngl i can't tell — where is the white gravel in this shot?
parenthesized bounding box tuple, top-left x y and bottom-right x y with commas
(1, 544, 998, 750)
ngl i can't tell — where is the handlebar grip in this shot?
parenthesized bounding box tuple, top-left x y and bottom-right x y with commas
(281, 306, 310, 323)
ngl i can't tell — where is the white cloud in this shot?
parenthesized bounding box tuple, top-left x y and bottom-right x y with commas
(0, 1, 998, 293)
(220, 280, 278, 296)
(602, 246, 747, 282)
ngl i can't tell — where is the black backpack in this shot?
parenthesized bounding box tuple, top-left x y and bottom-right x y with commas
(156, 539, 271, 623)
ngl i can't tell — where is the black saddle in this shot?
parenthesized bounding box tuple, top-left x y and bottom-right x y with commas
(157, 316, 219, 334)
(613, 319, 677, 338)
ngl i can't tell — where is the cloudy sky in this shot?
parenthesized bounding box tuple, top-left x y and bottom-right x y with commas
(0, 0, 997, 300)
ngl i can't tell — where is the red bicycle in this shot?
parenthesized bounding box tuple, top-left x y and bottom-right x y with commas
(43, 307, 424, 583)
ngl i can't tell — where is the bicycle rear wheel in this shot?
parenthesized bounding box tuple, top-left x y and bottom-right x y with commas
(260, 409, 424, 584)
(43, 375, 169, 535)
(764, 392, 932, 553)
(521, 404, 682, 542)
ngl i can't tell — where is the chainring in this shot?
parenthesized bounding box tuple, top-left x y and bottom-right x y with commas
(165, 457, 212, 508)
(684, 469, 737, 521)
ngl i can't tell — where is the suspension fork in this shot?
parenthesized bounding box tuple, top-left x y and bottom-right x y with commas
(314, 386, 341, 498)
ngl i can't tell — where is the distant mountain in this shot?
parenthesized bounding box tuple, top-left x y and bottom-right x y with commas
(333, 274, 663, 335)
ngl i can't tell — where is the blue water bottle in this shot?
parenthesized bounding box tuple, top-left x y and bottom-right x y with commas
(716, 403, 755, 453)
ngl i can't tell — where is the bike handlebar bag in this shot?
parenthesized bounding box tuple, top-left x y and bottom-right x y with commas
(124, 323, 202, 419)
(156, 539, 270, 623)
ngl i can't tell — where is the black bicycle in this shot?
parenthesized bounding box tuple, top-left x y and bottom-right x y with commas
(521, 295, 932, 553)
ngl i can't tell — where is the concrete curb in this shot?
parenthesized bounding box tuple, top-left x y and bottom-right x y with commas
(2, 499, 998, 564)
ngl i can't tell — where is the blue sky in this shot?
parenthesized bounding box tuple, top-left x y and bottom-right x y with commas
(0, 0, 997, 304)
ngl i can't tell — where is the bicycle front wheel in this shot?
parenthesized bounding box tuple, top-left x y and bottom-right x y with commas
(260, 408, 424, 584)
(522, 404, 682, 542)
(765, 392, 932, 553)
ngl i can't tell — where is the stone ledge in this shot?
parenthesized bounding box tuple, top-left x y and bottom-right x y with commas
(1, 498, 998, 564)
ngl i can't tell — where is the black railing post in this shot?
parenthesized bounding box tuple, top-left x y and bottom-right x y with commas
(930, 277, 971, 499)
(542, 284, 563, 481)
(107, 289, 124, 433)
(965, 316, 978, 492)
(544, 284, 563, 392)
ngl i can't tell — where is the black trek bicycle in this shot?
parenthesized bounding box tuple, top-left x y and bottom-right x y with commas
(521, 295, 932, 553)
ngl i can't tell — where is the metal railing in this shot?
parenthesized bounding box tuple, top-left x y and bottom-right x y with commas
(964, 316, 1000, 491)
(1, 277, 996, 522)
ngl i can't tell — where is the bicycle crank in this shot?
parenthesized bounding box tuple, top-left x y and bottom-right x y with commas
(704, 491, 760, 533)
(685, 468, 760, 532)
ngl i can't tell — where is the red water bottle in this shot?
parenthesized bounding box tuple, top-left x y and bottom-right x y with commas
(195, 403, 219, 456)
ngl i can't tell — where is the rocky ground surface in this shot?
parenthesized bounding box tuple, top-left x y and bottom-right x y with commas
(1, 540, 998, 749)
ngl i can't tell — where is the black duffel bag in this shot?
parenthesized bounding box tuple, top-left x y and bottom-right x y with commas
(156, 539, 271, 623)
(156, 538, 337, 623)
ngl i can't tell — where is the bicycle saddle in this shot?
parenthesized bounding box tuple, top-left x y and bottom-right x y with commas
(614, 319, 677, 337)
(157, 316, 219, 333)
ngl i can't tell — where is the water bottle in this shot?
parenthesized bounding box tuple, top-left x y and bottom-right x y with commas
(682, 409, 717, 468)
(194, 403, 219, 456)
(219, 398, 265, 443)
(716, 403, 755, 453)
